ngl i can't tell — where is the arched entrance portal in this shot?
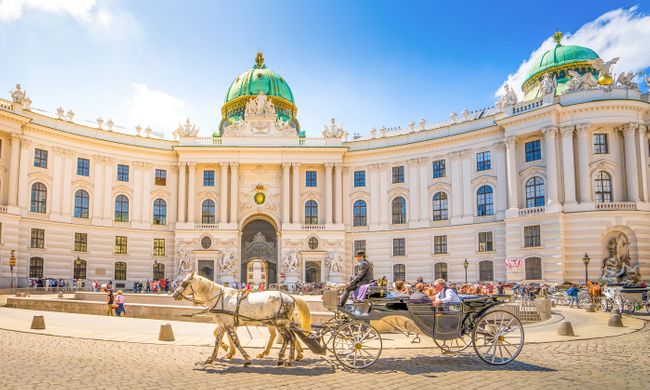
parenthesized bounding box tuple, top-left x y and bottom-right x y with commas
(241, 218, 277, 284)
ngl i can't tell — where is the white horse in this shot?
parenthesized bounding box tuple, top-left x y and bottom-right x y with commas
(173, 272, 311, 367)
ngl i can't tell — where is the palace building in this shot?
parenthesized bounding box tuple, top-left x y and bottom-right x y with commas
(0, 35, 649, 288)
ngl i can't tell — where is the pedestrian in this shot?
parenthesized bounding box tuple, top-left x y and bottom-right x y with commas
(566, 284, 579, 307)
(146, 280, 151, 293)
(106, 289, 115, 316)
(114, 290, 126, 317)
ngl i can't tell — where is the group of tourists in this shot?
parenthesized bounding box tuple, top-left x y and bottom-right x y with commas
(28, 278, 83, 290)
(101, 282, 126, 317)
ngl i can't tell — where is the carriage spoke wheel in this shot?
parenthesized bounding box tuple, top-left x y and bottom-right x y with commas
(433, 333, 472, 353)
(332, 321, 382, 369)
(472, 310, 524, 365)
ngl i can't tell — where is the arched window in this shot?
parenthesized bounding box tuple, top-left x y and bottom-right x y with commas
(114, 261, 127, 281)
(353, 200, 367, 226)
(594, 171, 612, 203)
(153, 262, 165, 280)
(391, 197, 407, 224)
(476, 185, 494, 216)
(432, 192, 448, 221)
(525, 257, 542, 280)
(30, 182, 47, 213)
(479, 260, 494, 281)
(74, 190, 90, 218)
(29, 257, 44, 279)
(525, 177, 545, 208)
(201, 199, 216, 224)
(304, 200, 318, 225)
(153, 199, 167, 225)
(393, 264, 406, 281)
(434, 262, 448, 281)
(114, 195, 129, 222)
(73, 258, 87, 280)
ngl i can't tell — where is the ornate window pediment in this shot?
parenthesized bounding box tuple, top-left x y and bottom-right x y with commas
(589, 158, 616, 174)
(388, 186, 409, 198)
(28, 171, 51, 185)
(71, 178, 94, 190)
(300, 190, 321, 201)
(471, 173, 496, 187)
(196, 190, 218, 200)
(112, 184, 132, 195)
(349, 189, 370, 199)
(518, 165, 545, 178)
(428, 182, 451, 193)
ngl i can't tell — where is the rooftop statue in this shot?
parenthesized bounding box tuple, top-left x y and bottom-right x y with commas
(600, 233, 640, 284)
(10, 83, 26, 103)
(496, 84, 517, 109)
(566, 70, 598, 92)
(615, 71, 638, 90)
(322, 118, 347, 139)
(591, 57, 619, 86)
(245, 91, 276, 116)
(539, 73, 557, 95)
(177, 118, 200, 137)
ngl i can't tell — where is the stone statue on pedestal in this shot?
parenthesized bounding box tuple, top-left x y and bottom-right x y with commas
(600, 233, 640, 284)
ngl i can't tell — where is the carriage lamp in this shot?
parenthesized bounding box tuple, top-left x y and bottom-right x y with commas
(463, 259, 469, 283)
(582, 253, 590, 284)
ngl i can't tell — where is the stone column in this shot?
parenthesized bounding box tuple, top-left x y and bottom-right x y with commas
(132, 162, 143, 223)
(187, 162, 196, 223)
(220, 162, 229, 224)
(325, 163, 333, 224)
(495, 142, 507, 215)
(50, 147, 64, 216)
(177, 162, 186, 223)
(291, 163, 300, 224)
(639, 125, 649, 202)
(418, 158, 429, 222)
(229, 162, 238, 224)
(576, 123, 591, 203)
(141, 163, 153, 224)
(505, 136, 519, 210)
(379, 163, 389, 225)
(342, 166, 352, 226)
(450, 152, 463, 219)
(369, 164, 380, 225)
(461, 150, 473, 218)
(61, 150, 74, 217)
(622, 123, 640, 202)
(102, 159, 113, 222)
(282, 163, 291, 224)
(334, 163, 343, 224)
(168, 165, 178, 225)
(92, 156, 104, 222)
(541, 127, 558, 207)
(8, 134, 21, 207)
(408, 158, 420, 223)
(16, 138, 31, 211)
(611, 130, 625, 202)
(560, 126, 577, 204)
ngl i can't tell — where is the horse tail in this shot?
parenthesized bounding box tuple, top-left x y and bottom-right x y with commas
(292, 296, 312, 332)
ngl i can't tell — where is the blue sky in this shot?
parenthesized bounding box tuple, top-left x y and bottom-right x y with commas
(1, 1, 649, 138)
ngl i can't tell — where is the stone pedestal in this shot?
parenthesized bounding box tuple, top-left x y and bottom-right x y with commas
(219, 274, 235, 286)
(284, 272, 300, 287)
(327, 272, 344, 284)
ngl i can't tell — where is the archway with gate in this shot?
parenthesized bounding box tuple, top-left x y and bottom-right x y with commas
(240, 217, 278, 284)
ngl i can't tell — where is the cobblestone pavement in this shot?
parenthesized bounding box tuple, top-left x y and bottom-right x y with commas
(1, 325, 648, 390)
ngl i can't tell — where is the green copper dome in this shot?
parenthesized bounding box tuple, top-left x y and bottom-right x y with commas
(220, 52, 300, 133)
(522, 32, 601, 101)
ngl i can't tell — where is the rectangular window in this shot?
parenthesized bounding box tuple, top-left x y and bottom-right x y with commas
(353, 170, 366, 187)
(77, 158, 90, 176)
(478, 232, 493, 252)
(593, 134, 608, 154)
(525, 140, 542, 162)
(392, 238, 406, 256)
(114, 262, 127, 281)
(524, 225, 541, 248)
(155, 169, 167, 186)
(153, 238, 166, 256)
(433, 235, 447, 254)
(74, 233, 88, 252)
(305, 171, 317, 187)
(29, 257, 43, 279)
(115, 236, 128, 255)
(34, 148, 48, 168)
(117, 164, 129, 182)
(476, 151, 491, 171)
(354, 240, 366, 255)
(432, 159, 446, 178)
(203, 170, 215, 186)
(30, 228, 45, 248)
(392, 166, 404, 183)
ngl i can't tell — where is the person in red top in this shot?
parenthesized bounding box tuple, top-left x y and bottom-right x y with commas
(160, 278, 167, 292)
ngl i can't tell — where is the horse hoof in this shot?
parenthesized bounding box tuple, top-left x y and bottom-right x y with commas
(277, 361, 284, 367)
(256, 353, 266, 359)
(295, 356, 303, 362)
(284, 361, 292, 367)
(243, 361, 252, 367)
(224, 354, 234, 360)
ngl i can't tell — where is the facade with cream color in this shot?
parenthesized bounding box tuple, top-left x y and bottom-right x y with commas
(0, 43, 649, 288)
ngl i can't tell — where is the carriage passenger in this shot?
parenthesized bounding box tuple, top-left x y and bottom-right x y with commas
(393, 280, 410, 296)
(409, 283, 429, 301)
(431, 279, 461, 307)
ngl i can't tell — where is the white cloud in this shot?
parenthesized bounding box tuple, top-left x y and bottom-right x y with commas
(0, 0, 139, 40)
(498, 6, 650, 98)
(127, 83, 191, 139)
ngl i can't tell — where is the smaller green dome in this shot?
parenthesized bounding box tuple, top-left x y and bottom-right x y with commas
(224, 53, 294, 104)
(525, 44, 599, 82)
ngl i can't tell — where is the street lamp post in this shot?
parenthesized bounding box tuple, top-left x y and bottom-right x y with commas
(582, 253, 590, 285)
(463, 258, 469, 283)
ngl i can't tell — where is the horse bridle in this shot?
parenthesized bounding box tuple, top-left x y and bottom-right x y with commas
(175, 278, 224, 307)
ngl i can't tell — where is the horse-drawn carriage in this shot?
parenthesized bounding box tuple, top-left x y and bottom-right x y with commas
(307, 286, 524, 369)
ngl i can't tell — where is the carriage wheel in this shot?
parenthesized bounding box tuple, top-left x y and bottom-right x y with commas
(577, 292, 590, 309)
(433, 334, 472, 353)
(321, 328, 336, 353)
(472, 310, 524, 365)
(332, 321, 382, 369)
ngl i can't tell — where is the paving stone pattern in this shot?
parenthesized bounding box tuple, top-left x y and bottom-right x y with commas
(0, 325, 648, 389)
